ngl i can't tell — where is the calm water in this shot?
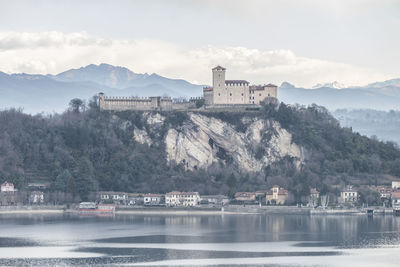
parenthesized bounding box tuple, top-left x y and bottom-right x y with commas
(0, 213, 399, 266)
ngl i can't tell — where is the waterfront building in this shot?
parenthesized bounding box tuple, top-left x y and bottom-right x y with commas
(265, 186, 289, 205)
(98, 191, 129, 205)
(200, 195, 230, 206)
(165, 191, 200, 207)
(392, 191, 400, 210)
(392, 181, 400, 190)
(340, 186, 358, 203)
(234, 192, 256, 202)
(143, 193, 162, 205)
(1, 181, 16, 192)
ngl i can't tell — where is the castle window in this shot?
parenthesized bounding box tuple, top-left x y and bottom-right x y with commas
(259, 93, 261, 96)
(241, 93, 243, 96)
(230, 93, 232, 96)
(268, 93, 270, 96)
(218, 93, 221, 96)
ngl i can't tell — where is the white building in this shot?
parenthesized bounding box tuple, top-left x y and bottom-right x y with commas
(143, 193, 162, 205)
(98, 191, 128, 205)
(392, 181, 400, 190)
(340, 186, 358, 203)
(204, 66, 277, 106)
(1, 181, 16, 192)
(165, 191, 200, 207)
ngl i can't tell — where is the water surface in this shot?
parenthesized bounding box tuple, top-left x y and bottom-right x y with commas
(0, 213, 399, 266)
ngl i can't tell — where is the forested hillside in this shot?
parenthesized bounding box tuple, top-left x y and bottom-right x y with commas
(0, 99, 399, 202)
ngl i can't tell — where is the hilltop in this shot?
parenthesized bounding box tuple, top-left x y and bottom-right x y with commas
(1, 63, 400, 114)
(0, 101, 399, 202)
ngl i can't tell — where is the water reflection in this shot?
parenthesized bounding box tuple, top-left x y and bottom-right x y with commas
(0, 213, 399, 266)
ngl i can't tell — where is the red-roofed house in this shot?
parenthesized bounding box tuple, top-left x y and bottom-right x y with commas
(266, 186, 289, 205)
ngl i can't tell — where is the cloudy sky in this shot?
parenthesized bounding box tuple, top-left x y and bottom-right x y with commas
(0, 0, 399, 87)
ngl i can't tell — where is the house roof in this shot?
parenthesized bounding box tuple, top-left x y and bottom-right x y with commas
(166, 191, 199, 196)
(265, 83, 278, 87)
(1, 181, 13, 186)
(392, 191, 400, 199)
(266, 187, 289, 195)
(203, 87, 213, 92)
(225, 80, 249, 85)
(212, 65, 226, 71)
(99, 191, 128, 195)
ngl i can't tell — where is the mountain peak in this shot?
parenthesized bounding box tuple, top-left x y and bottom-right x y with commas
(280, 81, 296, 89)
(312, 81, 346, 89)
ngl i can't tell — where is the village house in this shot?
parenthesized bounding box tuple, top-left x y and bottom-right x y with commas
(200, 195, 230, 206)
(30, 191, 44, 204)
(234, 192, 257, 203)
(98, 191, 129, 205)
(1, 181, 16, 192)
(143, 193, 162, 206)
(392, 191, 400, 210)
(165, 191, 200, 207)
(374, 186, 392, 200)
(392, 181, 400, 190)
(340, 186, 358, 203)
(265, 186, 289, 205)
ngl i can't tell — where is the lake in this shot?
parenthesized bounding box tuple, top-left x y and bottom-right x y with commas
(0, 213, 399, 266)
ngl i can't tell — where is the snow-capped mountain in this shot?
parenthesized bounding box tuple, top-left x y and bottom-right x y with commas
(312, 81, 347, 89)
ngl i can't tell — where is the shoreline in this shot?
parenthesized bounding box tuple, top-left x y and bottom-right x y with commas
(0, 206, 396, 216)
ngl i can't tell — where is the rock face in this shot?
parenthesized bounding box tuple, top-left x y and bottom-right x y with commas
(164, 113, 303, 172)
(136, 112, 304, 172)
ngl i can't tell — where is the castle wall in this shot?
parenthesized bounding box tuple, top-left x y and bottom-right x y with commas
(226, 83, 249, 104)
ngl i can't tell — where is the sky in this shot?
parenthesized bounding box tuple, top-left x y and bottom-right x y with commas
(0, 0, 399, 87)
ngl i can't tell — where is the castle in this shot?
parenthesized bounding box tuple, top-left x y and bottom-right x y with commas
(203, 66, 277, 106)
(98, 66, 278, 111)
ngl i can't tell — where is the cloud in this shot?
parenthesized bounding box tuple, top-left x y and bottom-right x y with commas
(0, 31, 393, 87)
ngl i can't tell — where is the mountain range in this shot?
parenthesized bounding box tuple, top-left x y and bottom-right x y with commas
(0, 63, 203, 113)
(0, 63, 399, 113)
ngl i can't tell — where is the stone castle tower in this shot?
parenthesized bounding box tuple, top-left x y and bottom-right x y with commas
(212, 66, 226, 104)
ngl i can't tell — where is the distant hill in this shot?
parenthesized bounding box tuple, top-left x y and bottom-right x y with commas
(279, 80, 400, 111)
(0, 104, 399, 203)
(0, 63, 203, 113)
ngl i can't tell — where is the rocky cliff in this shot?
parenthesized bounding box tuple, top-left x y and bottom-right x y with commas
(134, 112, 304, 172)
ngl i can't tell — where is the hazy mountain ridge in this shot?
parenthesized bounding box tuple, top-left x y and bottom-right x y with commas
(0, 64, 204, 113)
(279, 80, 400, 110)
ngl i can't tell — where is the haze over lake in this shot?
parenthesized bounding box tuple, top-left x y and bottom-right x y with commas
(0, 214, 399, 266)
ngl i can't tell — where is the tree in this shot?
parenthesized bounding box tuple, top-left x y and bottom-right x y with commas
(69, 98, 85, 113)
(54, 170, 72, 191)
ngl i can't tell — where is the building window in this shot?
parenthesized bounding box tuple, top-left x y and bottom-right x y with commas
(230, 93, 232, 96)
(218, 93, 220, 96)
(259, 93, 261, 96)
(241, 93, 244, 96)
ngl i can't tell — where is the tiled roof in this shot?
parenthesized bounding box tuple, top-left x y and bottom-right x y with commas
(203, 87, 213, 91)
(166, 191, 199, 196)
